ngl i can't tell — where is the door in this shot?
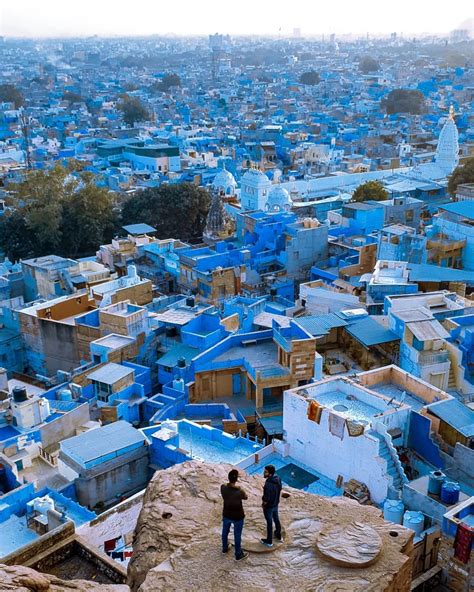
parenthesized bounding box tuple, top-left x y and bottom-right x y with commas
(232, 373, 241, 395)
(429, 372, 444, 390)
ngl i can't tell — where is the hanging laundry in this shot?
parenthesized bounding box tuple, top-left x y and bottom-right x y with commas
(453, 522, 473, 564)
(346, 419, 365, 437)
(111, 551, 124, 561)
(124, 551, 133, 558)
(307, 400, 322, 424)
(329, 412, 345, 440)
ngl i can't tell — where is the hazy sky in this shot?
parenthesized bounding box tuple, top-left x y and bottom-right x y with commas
(1, 0, 472, 38)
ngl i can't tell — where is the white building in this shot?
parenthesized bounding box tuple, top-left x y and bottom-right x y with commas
(240, 168, 272, 210)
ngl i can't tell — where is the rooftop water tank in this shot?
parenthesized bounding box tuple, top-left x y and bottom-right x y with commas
(34, 495, 55, 516)
(177, 357, 186, 368)
(403, 511, 424, 536)
(59, 388, 73, 401)
(428, 470, 445, 496)
(172, 378, 185, 392)
(440, 481, 460, 505)
(12, 386, 28, 403)
(383, 499, 404, 525)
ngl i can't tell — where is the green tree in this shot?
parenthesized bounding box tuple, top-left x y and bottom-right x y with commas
(0, 84, 24, 108)
(299, 71, 320, 85)
(63, 91, 82, 104)
(359, 56, 379, 73)
(0, 211, 38, 261)
(155, 73, 181, 92)
(117, 94, 149, 126)
(11, 164, 70, 253)
(61, 174, 118, 257)
(121, 183, 210, 243)
(352, 181, 389, 202)
(3, 165, 118, 259)
(381, 89, 426, 115)
(447, 157, 474, 196)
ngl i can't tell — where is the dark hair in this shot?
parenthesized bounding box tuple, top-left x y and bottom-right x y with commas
(265, 465, 276, 476)
(228, 469, 239, 483)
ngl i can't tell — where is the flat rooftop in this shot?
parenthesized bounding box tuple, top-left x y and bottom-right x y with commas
(246, 452, 342, 497)
(313, 389, 380, 422)
(61, 421, 146, 467)
(372, 383, 425, 412)
(213, 339, 283, 372)
(87, 363, 134, 384)
(155, 308, 201, 326)
(92, 334, 136, 350)
(300, 377, 408, 422)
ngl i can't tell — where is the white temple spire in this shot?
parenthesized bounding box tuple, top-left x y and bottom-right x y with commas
(434, 106, 459, 175)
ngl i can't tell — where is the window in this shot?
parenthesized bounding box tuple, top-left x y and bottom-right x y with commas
(95, 381, 113, 402)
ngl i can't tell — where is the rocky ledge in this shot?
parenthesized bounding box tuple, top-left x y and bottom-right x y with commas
(0, 563, 129, 591)
(128, 461, 413, 592)
(1, 461, 415, 592)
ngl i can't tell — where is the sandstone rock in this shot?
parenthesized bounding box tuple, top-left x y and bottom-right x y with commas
(128, 461, 414, 592)
(0, 564, 130, 592)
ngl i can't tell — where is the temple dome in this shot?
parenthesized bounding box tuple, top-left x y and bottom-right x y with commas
(266, 185, 292, 212)
(212, 168, 237, 195)
(241, 168, 271, 188)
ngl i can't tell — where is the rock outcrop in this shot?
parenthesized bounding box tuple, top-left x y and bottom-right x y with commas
(128, 461, 414, 592)
(0, 563, 129, 592)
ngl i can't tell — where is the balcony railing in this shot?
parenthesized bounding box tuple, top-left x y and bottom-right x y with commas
(418, 350, 449, 365)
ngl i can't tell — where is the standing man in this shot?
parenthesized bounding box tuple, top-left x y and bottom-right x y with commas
(260, 464, 282, 547)
(221, 469, 249, 561)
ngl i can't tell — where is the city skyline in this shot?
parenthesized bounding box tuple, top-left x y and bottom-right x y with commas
(1, 0, 473, 38)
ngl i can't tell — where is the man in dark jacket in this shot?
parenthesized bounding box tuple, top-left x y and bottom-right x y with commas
(260, 464, 282, 547)
(221, 469, 249, 561)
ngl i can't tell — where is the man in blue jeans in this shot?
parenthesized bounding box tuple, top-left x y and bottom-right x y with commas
(221, 469, 249, 561)
(260, 464, 282, 547)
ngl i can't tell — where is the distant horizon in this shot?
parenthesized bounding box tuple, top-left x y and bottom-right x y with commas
(1, 0, 473, 39)
(2, 31, 473, 41)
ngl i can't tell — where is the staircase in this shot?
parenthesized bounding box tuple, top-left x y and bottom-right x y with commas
(447, 366, 456, 390)
(373, 432, 407, 491)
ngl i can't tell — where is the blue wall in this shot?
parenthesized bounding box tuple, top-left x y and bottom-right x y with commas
(407, 411, 445, 469)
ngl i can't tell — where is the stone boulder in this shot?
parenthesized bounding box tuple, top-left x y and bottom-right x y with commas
(128, 461, 414, 592)
(0, 563, 129, 592)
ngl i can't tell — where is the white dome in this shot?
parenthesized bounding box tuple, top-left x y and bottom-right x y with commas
(241, 168, 271, 188)
(212, 168, 237, 194)
(266, 185, 292, 212)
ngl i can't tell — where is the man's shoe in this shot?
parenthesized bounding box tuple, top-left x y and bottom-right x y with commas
(260, 539, 273, 547)
(235, 552, 249, 561)
(222, 547, 229, 554)
(274, 532, 283, 542)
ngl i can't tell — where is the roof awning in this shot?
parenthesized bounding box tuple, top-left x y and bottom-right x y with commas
(258, 415, 283, 435)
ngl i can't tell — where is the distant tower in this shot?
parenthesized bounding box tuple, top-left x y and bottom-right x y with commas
(19, 110, 32, 171)
(435, 105, 459, 175)
(209, 33, 231, 81)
